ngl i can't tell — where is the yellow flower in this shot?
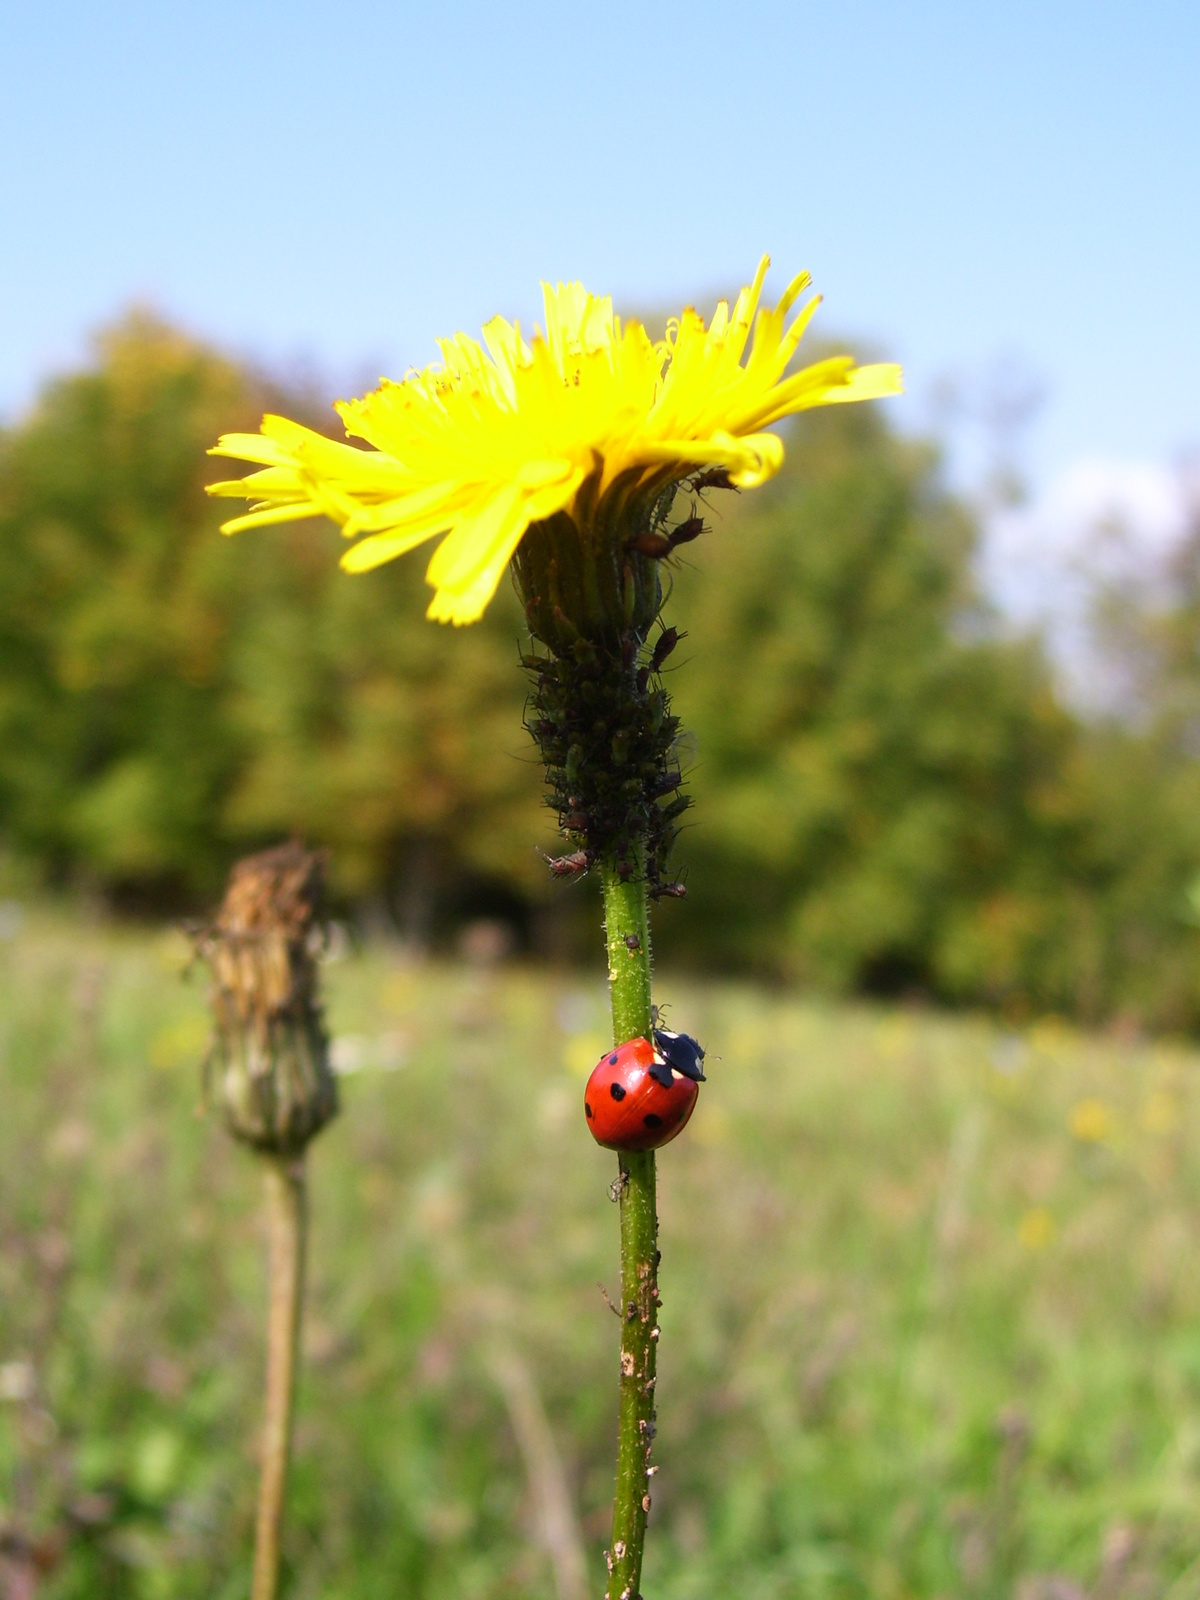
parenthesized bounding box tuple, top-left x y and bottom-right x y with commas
(1018, 1207, 1055, 1251)
(1069, 1098, 1112, 1143)
(1141, 1087, 1180, 1135)
(208, 256, 901, 624)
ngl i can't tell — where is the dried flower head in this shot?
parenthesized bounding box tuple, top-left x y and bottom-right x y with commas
(199, 842, 337, 1154)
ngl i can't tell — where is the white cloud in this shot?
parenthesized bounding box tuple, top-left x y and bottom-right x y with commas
(980, 457, 1195, 707)
(984, 458, 1189, 616)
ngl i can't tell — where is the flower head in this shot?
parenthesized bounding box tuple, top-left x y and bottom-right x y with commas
(208, 256, 901, 624)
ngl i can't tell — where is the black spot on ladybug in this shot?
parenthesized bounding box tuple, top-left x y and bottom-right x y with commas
(585, 1102, 593, 1118)
(608, 1053, 619, 1065)
(642, 1113, 663, 1128)
(610, 1083, 627, 1101)
(647, 1056, 674, 1089)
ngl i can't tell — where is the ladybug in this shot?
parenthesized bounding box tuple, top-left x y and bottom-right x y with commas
(584, 1030, 706, 1152)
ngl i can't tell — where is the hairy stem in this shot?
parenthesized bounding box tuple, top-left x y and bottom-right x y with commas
(601, 863, 658, 1600)
(252, 1154, 307, 1600)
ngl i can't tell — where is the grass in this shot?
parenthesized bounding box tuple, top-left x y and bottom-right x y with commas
(3, 909, 1200, 1598)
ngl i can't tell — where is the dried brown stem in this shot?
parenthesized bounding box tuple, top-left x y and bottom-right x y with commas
(252, 1154, 307, 1600)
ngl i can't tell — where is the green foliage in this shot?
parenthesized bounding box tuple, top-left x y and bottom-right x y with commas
(5, 918, 1200, 1598)
(0, 314, 251, 893)
(0, 315, 549, 914)
(665, 407, 1200, 1026)
(3, 316, 1200, 1020)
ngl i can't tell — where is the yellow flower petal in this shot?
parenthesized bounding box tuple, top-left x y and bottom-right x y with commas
(339, 517, 451, 571)
(207, 259, 902, 621)
(817, 362, 905, 404)
(218, 502, 327, 535)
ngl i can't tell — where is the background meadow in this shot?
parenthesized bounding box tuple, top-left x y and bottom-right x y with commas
(5, 911, 1200, 1599)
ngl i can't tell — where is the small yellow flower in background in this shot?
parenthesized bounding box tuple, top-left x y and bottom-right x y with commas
(564, 1032, 608, 1079)
(874, 1015, 914, 1059)
(690, 1100, 732, 1149)
(207, 257, 901, 624)
(147, 1014, 209, 1072)
(1018, 1207, 1055, 1251)
(1070, 1097, 1112, 1143)
(1028, 1016, 1075, 1059)
(1141, 1088, 1180, 1135)
(379, 971, 418, 1014)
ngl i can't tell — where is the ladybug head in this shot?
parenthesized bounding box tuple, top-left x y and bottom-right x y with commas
(651, 1027, 706, 1083)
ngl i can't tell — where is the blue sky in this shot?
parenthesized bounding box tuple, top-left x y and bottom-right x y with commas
(2, 0, 1196, 509)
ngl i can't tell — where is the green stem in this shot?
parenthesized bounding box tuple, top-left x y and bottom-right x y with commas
(601, 863, 658, 1600)
(252, 1153, 307, 1600)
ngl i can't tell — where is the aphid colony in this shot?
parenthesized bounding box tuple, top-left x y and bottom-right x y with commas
(517, 471, 729, 901)
(522, 607, 691, 899)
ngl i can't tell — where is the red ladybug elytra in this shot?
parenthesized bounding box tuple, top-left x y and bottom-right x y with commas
(584, 1033, 703, 1152)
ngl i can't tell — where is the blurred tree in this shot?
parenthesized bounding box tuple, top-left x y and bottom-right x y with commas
(3, 315, 1200, 1021)
(0, 313, 256, 898)
(0, 314, 549, 917)
(664, 406, 1200, 1025)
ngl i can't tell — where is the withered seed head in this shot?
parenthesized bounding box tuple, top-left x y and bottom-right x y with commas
(198, 842, 338, 1156)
